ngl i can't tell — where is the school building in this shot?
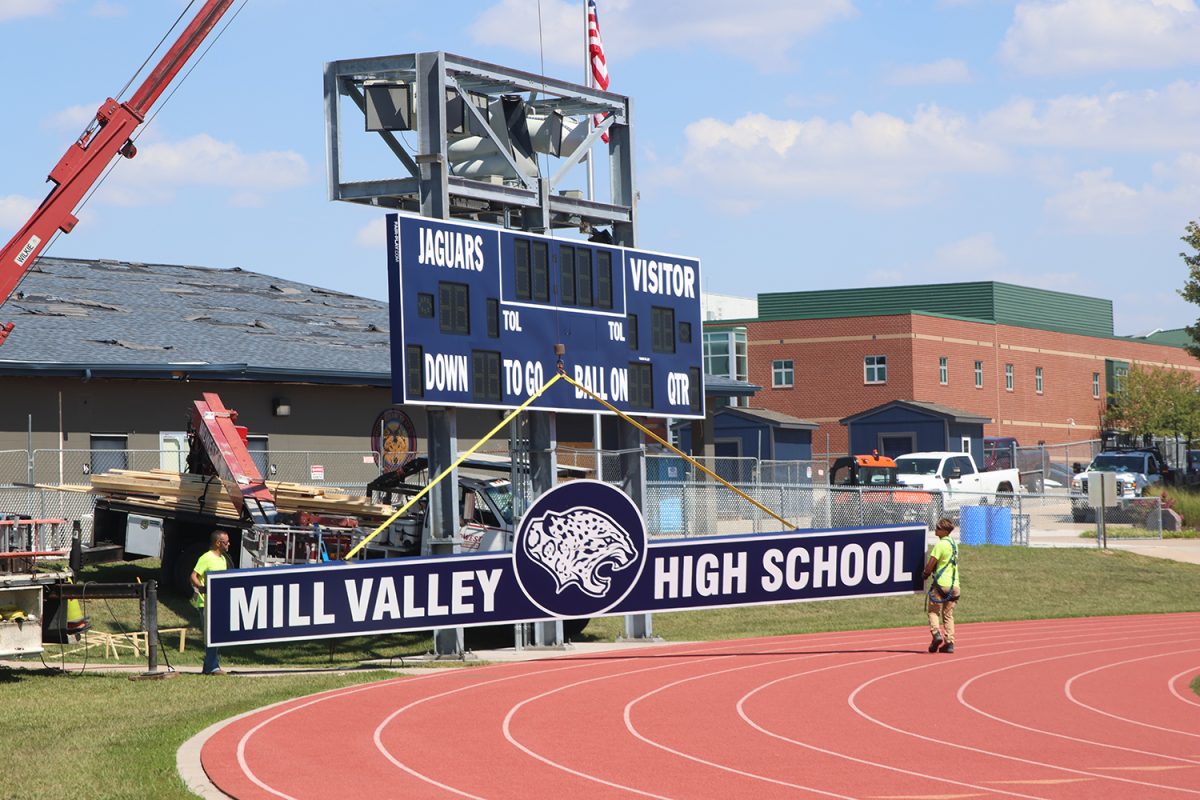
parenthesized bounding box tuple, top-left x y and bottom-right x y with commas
(703, 281, 1200, 457)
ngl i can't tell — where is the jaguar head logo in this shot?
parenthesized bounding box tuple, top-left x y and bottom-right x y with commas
(522, 506, 638, 597)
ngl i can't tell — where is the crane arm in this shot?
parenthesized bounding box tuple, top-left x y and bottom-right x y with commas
(0, 0, 237, 345)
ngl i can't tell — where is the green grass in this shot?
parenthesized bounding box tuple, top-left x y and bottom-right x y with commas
(4, 546, 1200, 800)
(1075, 527, 1200, 540)
(1150, 485, 1200, 529)
(0, 668, 391, 800)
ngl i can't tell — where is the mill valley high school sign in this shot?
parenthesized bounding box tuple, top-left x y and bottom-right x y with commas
(204, 482, 926, 647)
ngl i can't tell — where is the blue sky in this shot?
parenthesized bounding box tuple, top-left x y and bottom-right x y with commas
(3, 0, 1200, 335)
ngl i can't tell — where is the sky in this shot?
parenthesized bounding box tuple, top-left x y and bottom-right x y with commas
(3, 0, 1200, 336)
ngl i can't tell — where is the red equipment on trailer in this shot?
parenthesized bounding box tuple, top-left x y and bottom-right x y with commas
(187, 393, 278, 525)
(0, 0, 237, 345)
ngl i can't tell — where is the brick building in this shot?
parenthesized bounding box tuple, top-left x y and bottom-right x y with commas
(705, 282, 1200, 456)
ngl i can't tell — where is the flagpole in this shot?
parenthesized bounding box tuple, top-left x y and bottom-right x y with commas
(584, 0, 595, 202)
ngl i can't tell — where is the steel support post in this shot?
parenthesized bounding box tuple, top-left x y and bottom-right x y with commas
(415, 51, 449, 220)
(618, 423, 654, 640)
(428, 407, 463, 657)
(529, 411, 566, 647)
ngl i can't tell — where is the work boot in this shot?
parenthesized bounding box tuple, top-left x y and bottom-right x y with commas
(939, 641, 955, 654)
(928, 632, 943, 653)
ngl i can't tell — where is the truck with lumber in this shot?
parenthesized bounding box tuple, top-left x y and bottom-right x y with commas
(83, 393, 397, 594)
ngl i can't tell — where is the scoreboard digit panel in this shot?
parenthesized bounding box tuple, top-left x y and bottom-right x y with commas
(387, 213, 704, 419)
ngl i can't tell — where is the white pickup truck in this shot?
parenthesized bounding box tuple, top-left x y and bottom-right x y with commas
(894, 452, 1021, 515)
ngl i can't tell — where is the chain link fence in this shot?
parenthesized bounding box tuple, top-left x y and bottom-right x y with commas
(1013, 439, 1103, 492)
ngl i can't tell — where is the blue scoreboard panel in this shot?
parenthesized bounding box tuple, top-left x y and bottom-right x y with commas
(387, 213, 704, 419)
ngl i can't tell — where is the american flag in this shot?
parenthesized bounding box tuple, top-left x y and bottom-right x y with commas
(587, 0, 610, 143)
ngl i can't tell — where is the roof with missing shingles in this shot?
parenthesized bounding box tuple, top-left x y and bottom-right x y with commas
(0, 257, 391, 379)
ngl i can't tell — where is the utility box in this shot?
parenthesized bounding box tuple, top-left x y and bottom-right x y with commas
(125, 514, 164, 558)
(0, 574, 59, 657)
(1087, 471, 1118, 507)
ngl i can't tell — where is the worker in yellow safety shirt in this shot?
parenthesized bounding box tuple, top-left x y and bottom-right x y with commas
(191, 530, 231, 675)
(924, 517, 960, 654)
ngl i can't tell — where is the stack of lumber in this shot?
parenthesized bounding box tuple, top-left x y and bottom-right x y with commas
(87, 469, 397, 523)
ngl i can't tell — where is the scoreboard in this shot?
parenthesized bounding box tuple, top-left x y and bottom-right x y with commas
(387, 213, 704, 419)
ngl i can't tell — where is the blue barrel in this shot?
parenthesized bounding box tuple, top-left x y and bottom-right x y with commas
(658, 497, 683, 534)
(986, 505, 1013, 546)
(959, 505, 987, 545)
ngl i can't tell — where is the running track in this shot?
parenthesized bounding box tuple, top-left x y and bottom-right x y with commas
(200, 613, 1200, 799)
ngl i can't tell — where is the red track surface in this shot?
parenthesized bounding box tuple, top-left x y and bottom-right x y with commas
(201, 613, 1200, 799)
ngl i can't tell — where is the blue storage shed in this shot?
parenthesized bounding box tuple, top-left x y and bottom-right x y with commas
(674, 407, 817, 461)
(840, 400, 991, 461)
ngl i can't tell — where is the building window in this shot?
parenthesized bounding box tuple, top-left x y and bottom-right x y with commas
(772, 359, 794, 388)
(939, 356, 948, 385)
(1005, 363, 1014, 392)
(472, 350, 502, 402)
(438, 282, 469, 335)
(90, 434, 128, 475)
(974, 360, 983, 389)
(1093, 372, 1100, 399)
(651, 307, 675, 353)
(246, 435, 269, 478)
(864, 355, 887, 384)
(1035, 366, 1043, 394)
(702, 328, 748, 406)
(628, 362, 653, 409)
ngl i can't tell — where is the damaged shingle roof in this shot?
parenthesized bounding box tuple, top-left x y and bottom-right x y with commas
(0, 257, 391, 382)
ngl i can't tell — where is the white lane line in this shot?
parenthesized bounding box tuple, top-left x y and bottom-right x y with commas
(844, 628, 1200, 796)
(1170, 666, 1200, 708)
(955, 641, 1200, 764)
(1064, 651, 1200, 739)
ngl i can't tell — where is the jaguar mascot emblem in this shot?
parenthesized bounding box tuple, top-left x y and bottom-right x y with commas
(522, 506, 638, 597)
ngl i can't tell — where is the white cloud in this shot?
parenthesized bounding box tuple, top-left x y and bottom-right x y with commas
(0, 0, 57, 22)
(355, 218, 385, 249)
(1043, 157, 1200, 233)
(0, 195, 38, 231)
(88, 1, 125, 16)
(886, 58, 971, 86)
(933, 233, 1006, 272)
(43, 103, 100, 132)
(661, 106, 1005, 211)
(1001, 0, 1200, 75)
(470, 0, 855, 70)
(982, 81, 1200, 151)
(95, 133, 309, 206)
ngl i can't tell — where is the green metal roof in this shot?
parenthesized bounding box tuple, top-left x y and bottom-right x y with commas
(756, 281, 1114, 338)
(1124, 328, 1197, 348)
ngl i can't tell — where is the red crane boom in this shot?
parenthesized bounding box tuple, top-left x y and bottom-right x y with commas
(0, 0, 236, 345)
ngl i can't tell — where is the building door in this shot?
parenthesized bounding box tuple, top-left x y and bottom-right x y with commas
(160, 432, 187, 472)
(879, 433, 915, 459)
(960, 436, 972, 454)
(89, 434, 128, 475)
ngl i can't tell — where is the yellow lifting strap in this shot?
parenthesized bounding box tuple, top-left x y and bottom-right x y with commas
(344, 372, 566, 560)
(557, 370, 794, 529)
(345, 366, 796, 561)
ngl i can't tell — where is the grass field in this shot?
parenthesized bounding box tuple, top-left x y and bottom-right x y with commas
(3, 546, 1199, 799)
